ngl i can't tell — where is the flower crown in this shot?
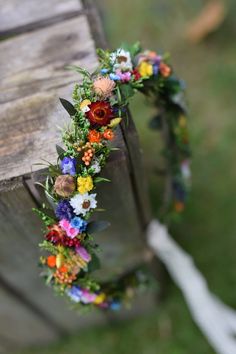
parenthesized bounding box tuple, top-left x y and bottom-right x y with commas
(34, 43, 191, 311)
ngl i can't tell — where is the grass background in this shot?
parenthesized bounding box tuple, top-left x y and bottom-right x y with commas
(18, 0, 236, 353)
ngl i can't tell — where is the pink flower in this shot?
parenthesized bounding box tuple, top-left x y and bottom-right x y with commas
(75, 246, 91, 262)
(116, 70, 131, 82)
(81, 290, 97, 304)
(59, 219, 79, 239)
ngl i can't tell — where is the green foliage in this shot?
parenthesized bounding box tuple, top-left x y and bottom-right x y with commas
(59, 98, 77, 116)
(87, 220, 111, 234)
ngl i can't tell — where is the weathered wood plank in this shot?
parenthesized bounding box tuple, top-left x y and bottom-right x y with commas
(0, 186, 107, 338)
(0, 0, 82, 35)
(0, 16, 98, 183)
(0, 16, 97, 104)
(0, 286, 57, 347)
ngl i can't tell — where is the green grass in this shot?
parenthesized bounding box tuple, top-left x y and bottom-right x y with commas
(19, 0, 236, 353)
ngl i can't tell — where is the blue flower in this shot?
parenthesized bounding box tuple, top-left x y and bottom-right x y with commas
(55, 200, 75, 221)
(61, 157, 76, 176)
(110, 301, 121, 311)
(67, 286, 82, 303)
(70, 216, 88, 232)
(101, 68, 109, 74)
(109, 73, 120, 81)
(153, 64, 159, 76)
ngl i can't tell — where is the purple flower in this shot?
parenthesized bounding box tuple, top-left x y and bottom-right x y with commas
(70, 216, 87, 232)
(61, 157, 76, 176)
(80, 289, 96, 304)
(116, 70, 131, 82)
(67, 286, 82, 303)
(75, 246, 91, 262)
(55, 200, 75, 221)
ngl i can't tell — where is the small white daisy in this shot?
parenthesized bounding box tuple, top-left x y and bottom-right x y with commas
(110, 48, 133, 72)
(69, 193, 97, 216)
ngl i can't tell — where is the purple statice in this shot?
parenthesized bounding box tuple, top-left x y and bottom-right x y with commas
(55, 200, 75, 221)
(61, 156, 76, 176)
(70, 216, 87, 232)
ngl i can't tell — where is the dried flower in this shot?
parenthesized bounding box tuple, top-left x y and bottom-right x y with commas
(47, 255, 56, 268)
(75, 246, 91, 262)
(88, 130, 102, 143)
(93, 77, 116, 98)
(86, 101, 114, 126)
(60, 157, 76, 176)
(77, 176, 94, 194)
(110, 48, 133, 71)
(54, 175, 75, 197)
(82, 147, 95, 166)
(90, 160, 101, 174)
(159, 62, 171, 78)
(55, 200, 75, 221)
(103, 129, 114, 140)
(45, 224, 80, 248)
(80, 99, 91, 113)
(70, 216, 87, 232)
(67, 285, 82, 302)
(138, 61, 153, 77)
(59, 219, 79, 238)
(115, 70, 131, 82)
(70, 192, 97, 216)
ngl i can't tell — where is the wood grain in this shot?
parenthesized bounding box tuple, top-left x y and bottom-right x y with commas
(0, 0, 82, 35)
(0, 16, 98, 183)
(0, 186, 107, 336)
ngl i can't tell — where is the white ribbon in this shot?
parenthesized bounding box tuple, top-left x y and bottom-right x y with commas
(147, 220, 236, 354)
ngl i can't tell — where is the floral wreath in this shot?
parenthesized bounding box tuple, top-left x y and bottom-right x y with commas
(34, 43, 191, 311)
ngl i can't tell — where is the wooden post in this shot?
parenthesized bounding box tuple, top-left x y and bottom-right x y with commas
(0, 0, 153, 351)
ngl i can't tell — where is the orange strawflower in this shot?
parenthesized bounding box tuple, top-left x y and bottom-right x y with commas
(88, 130, 102, 143)
(174, 201, 185, 213)
(59, 265, 68, 273)
(159, 62, 171, 78)
(47, 255, 56, 268)
(103, 129, 114, 140)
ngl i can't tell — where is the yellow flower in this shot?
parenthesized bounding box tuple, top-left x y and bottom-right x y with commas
(80, 99, 91, 113)
(179, 115, 187, 128)
(77, 176, 93, 194)
(138, 61, 153, 77)
(93, 293, 106, 305)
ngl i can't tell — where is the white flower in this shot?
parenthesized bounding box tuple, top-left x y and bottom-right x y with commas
(90, 159, 101, 174)
(69, 193, 97, 216)
(110, 48, 133, 72)
(181, 160, 191, 180)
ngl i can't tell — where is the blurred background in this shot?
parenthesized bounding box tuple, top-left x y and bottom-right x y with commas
(14, 0, 236, 353)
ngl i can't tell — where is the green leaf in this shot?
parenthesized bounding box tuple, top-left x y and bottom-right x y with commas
(45, 191, 57, 210)
(149, 115, 163, 130)
(87, 253, 101, 272)
(56, 144, 66, 158)
(94, 177, 111, 183)
(66, 65, 91, 79)
(59, 98, 77, 116)
(119, 84, 135, 101)
(87, 220, 111, 234)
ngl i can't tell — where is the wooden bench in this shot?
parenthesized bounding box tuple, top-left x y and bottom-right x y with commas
(0, 0, 154, 351)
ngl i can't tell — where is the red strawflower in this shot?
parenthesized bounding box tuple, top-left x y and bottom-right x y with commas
(86, 101, 114, 126)
(132, 68, 141, 81)
(45, 224, 81, 248)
